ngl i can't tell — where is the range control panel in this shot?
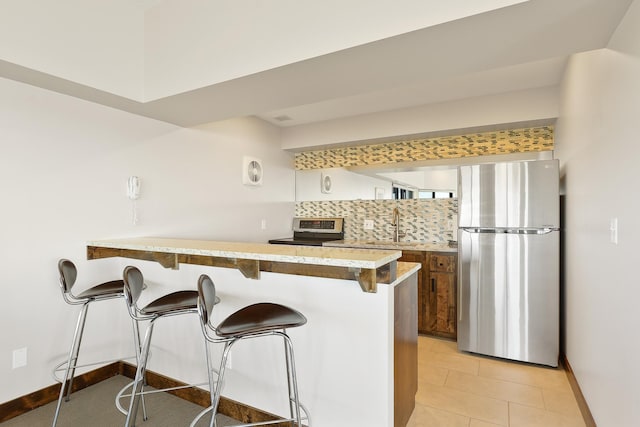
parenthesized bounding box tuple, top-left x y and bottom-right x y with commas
(293, 217, 344, 233)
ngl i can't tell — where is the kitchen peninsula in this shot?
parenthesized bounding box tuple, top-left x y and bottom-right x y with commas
(325, 240, 458, 338)
(87, 237, 401, 293)
(86, 237, 419, 427)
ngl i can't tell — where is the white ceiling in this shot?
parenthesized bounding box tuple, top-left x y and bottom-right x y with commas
(0, 0, 633, 128)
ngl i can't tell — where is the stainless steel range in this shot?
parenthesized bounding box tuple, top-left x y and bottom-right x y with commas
(268, 217, 344, 246)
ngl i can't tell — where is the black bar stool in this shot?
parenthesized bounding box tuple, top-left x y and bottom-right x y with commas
(121, 265, 203, 427)
(52, 259, 143, 427)
(191, 274, 310, 427)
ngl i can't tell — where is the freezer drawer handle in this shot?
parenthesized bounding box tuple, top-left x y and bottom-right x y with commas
(458, 276, 463, 322)
(461, 227, 557, 235)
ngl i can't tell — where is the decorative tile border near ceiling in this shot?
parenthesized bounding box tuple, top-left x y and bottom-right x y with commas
(295, 126, 554, 170)
(296, 199, 458, 243)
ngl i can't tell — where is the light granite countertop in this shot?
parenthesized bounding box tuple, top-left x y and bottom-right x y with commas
(87, 237, 402, 269)
(323, 239, 458, 253)
(394, 261, 422, 284)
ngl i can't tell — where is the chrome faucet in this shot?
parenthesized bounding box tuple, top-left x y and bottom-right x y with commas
(391, 207, 405, 242)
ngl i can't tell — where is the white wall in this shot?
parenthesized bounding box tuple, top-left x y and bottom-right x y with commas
(280, 86, 559, 151)
(0, 76, 295, 404)
(554, 1, 640, 425)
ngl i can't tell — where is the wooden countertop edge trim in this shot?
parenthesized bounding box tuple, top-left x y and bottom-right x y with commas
(87, 246, 410, 293)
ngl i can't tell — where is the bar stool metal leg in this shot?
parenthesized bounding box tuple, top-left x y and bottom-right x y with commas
(196, 332, 308, 427)
(283, 332, 303, 427)
(52, 301, 90, 427)
(125, 317, 156, 427)
(210, 342, 232, 427)
(115, 317, 148, 422)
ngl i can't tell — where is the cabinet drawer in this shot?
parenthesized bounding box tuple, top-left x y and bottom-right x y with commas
(429, 254, 456, 272)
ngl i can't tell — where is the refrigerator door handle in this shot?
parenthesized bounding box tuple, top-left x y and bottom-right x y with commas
(460, 227, 557, 235)
(528, 228, 557, 235)
(458, 278, 463, 322)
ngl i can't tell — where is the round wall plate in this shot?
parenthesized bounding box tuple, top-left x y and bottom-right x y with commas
(321, 173, 332, 193)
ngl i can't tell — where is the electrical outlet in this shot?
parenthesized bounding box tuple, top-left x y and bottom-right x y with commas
(12, 347, 27, 369)
(261, 219, 267, 230)
(364, 219, 374, 230)
(610, 217, 618, 244)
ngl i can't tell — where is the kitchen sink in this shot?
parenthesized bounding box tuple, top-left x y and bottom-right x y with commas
(359, 240, 419, 247)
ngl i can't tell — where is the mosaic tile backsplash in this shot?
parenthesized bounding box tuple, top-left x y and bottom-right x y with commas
(295, 126, 553, 170)
(296, 198, 458, 243)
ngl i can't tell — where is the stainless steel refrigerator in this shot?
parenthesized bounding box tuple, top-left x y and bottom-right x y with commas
(457, 159, 559, 367)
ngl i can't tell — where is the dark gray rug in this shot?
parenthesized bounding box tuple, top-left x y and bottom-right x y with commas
(2, 375, 238, 426)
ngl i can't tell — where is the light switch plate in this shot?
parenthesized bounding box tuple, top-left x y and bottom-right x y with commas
(364, 219, 374, 230)
(12, 347, 27, 369)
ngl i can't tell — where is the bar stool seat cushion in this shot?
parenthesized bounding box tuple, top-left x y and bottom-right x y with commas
(216, 303, 307, 338)
(75, 280, 125, 299)
(140, 290, 198, 316)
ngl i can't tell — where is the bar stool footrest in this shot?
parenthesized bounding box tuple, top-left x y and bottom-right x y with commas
(189, 400, 311, 427)
(51, 354, 139, 383)
(115, 379, 208, 416)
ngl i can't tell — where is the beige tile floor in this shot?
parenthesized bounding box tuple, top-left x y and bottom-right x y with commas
(407, 336, 585, 427)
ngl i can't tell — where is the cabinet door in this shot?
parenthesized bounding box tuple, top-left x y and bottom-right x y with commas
(399, 251, 429, 334)
(428, 252, 457, 339)
(429, 272, 456, 336)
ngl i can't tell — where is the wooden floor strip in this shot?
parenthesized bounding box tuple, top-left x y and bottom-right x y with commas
(562, 355, 597, 427)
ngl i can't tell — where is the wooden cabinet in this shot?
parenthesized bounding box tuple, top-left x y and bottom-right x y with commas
(428, 253, 457, 338)
(399, 250, 457, 339)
